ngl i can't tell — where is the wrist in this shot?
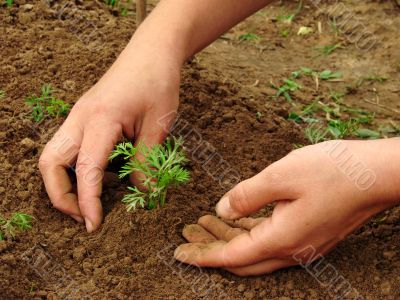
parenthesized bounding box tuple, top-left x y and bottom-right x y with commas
(385, 138, 400, 205)
(371, 138, 400, 207)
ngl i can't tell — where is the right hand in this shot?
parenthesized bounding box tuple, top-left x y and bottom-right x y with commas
(39, 49, 181, 232)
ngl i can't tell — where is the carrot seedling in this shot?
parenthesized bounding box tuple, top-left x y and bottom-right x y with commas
(25, 84, 70, 122)
(109, 137, 190, 210)
(0, 212, 34, 240)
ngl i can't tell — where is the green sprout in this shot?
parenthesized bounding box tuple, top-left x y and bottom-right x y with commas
(315, 43, 342, 56)
(0, 90, 5, 99)
(276, 0, 303, 23)
(271, 78, 301, 101)
(279, 28, 291, 37)
(329, 90, 346, 103)
(0, 212, 34, 240)
(327, 119, 359, 139)
(109, 137, 190, 210)
(239, 33, 260, 42)
(5, 0, 13, 7)
(25, 84, 71, 122)
(329, 19, 342, 36)
(355, 128, 380, 139)
(104, 0, 132, 16)
(318, 70, 342, 80)
(304, 124, 329, 144)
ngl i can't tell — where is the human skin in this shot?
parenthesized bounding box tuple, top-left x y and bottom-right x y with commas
(175, 139, 400, 276)
(39, 0, 272, 232)
(38, 0, 400, 275)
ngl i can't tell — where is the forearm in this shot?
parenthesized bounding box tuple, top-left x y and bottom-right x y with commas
(383, 137, 400, 206)
(119, 0, 272, 66)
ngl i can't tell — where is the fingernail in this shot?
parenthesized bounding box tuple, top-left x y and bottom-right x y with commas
(215, 195, 240, 219)
(71, 214, 84, 223)
(174, 246, 189, 262)
(85, 217, 94, 233)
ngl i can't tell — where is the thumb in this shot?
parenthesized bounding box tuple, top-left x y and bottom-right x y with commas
(216, 164, 294, 220)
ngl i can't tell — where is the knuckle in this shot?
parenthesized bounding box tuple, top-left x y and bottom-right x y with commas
(229, 182, 251, 214)
(50, 197, 64, 211)
(38, 155, 51, 173)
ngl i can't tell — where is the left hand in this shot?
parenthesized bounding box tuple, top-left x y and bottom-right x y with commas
(174, 139, 400, 276)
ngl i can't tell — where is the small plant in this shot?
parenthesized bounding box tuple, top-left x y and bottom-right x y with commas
(104, 0, 132, 16)
(276, 0, 303, 24)
(329, 90, 345, 103)
(304, 123, 329, 144)
(109, 137, 190, 210)
(25, 84, 71, 122)
(239, 33, 260, 42)
(327, 119, 359, 139)
(315, 43, 342, 56)
(271, 78, 301, 101)
(0, 212, 34, 240)
(355, 128, 380, 139)
(319, 70, 342, 80)
(4, 0, 13, 7)
(329, 19, 342, 36)
(279, 28, 291, 37)
(0, 90, 5, 99)
(293, 67, 342, 81)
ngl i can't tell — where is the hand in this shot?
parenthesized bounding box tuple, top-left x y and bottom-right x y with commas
(175, 139, 400, 276)
(39, 48, 180, 232)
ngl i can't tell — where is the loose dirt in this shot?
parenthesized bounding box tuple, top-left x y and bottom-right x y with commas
(0, 1, 399, 299)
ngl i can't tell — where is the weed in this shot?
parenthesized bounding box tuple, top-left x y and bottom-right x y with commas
(362, 75, 388, 83)
(109, 137, 190, 210)
(279, 28, 291, 37)
(25, 84, 70, 122)
(271, 78, 301, 101)
(304, 124, 329, 144)
(104, 0, 132, 16)
(357, 75, 388, 87)
(293, 67, 342, 80)
(327, 119, 359, 139)
(277, 0, 303, 24)
(256, 111, 263, 121)
(0, 212, 34, 240)
(355, 128, 380, 139)
(239, 33, 260, 42)
(319, 70, 342, 80)
(315, 43, 342, 56)
(329, 90, 345, 103)
(0, 90, 5, 99)
(329, 19, 341, 36)
(4, 0, 13, 7)
(379, 122, 400, 136)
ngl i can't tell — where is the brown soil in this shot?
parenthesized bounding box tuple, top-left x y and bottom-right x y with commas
(0, 1, 399, 299)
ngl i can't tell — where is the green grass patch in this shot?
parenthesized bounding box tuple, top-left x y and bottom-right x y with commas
(25, 84, 71, 122)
